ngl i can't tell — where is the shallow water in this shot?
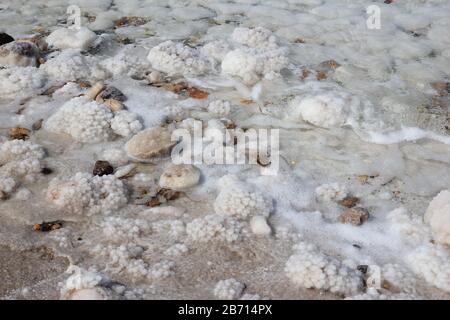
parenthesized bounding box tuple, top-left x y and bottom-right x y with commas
(0, 0, 449, 300)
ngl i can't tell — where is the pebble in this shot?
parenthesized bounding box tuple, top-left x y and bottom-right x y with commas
(97, 86, 127, 102)
(125, 127, 176, 161)
(0, 32, 14, 46)
(250, 215, 272, 236)
(0, 41, 40, 67)
(339, 207, 370, 226)
(93, 160, 114, 176)
(86, 81, 105, 100)
(159, 164, 200, 190)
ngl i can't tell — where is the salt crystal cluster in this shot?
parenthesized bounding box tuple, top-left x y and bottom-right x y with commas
(285, 241, 363, 296)
(213, 278, 245, 300)
(288, 90, 360, 129)
(214, 175, 272, 220)
(41, 49, 106, 82)
(45, 97, 142, 143)
(424, 190, 450, 246)
(207, 100, 231, 116)
(0, 66, 47, 98)
(221, 27, 289, 85)
(315, 182, 347, 202)
(186, 214, 245, 243)
(0, 140, 45, 195)
(147, 40, 210, 76)
(60, 266, 109, 300)
(46, 27, 98, 50)
(406, 244, 450, 292)
(47, 172, 128, 216)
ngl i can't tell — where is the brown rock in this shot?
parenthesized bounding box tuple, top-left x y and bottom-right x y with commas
(93, 160, 114, 176)
(339, 207, 370, 226)
(9, 127, 30, 140)
(338, 196, 359, 208)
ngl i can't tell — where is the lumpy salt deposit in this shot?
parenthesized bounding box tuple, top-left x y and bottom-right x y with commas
(0, 0, 449, 300)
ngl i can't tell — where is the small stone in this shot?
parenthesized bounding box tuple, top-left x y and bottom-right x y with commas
(159, 164, 200, 190)
(0, 41, 40, 67)
(97, 86, 126, 102)
(114, 163, 137, 179)
(357, 265, 369, 274)
(187, 87, 209, 99)
(101, 98, 124, 112)
(146, 70, 163, 84)
(93, 160, 114, 176)
(125, 127, 176, 161)
(41, 167, 53, 175)
(86, 81, 105, 100)
(338, 196, 359, 208)
(250, 215, 272, 236)
(9, 127, 30, 140)
(339, 207, 370, 226)
(33, 220, 63, 232)
(0, 32, 14, 46)
(32, 119, 44, 131)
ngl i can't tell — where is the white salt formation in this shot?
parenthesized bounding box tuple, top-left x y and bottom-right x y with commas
(46, 27, 98, 50)
(288, 91, 360, 128)
(285, 242, 363, 296)
(0, 41, 40, 67)
(0, 66, 47, 98)
(147, 40, 210, 76)
(213, 278, 245, 300)
(0, 140, 45, 195)
(61, 266, 109, 300)
(47, 172, 128, 216)
(41, 49, 106, 82)
(45, 97, 142, 143)
(424, 190, 450, 246)
(159, 164, 200, 190)
(214, 175, 272, 220)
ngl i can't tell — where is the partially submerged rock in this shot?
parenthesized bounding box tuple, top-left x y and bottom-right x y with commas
(0, 32, 14, 46)
(0, 41, 40, 67)
(125, 127, 176, 161)
(339, 207, 370, 226)
(159, 164, 200, 190)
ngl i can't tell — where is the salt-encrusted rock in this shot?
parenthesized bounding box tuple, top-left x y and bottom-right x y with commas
(221, 47, 288, 85)
(0, 66, 47, 98)
(249, 215, 272, 236)
(125, 127, 176, 161)
(213, 278, 245, 300)
(339, 207, 369, 226)
(146, 70, 163, 83)
(0, 139, 45, 195)
(44, 96, 113, 143)
(285, 241, 363, 296)
(147, 40, 210, 76)
(46, 27, 98, 50)
(214, 175, 273, 220)
(0, 41, 40, 67)
(288, 91, 360, 128)
(424, 190, 450, 246)
(41, 49, 107, 82)
(159, 164, 200, 190)
(231, 27, 278, 50)
(47, 172, 128, 216)
(186, 214, 245, 243)
(61, 266, 109, 300)
(110, 110, 142, 137)
(0, 32, 14, 46)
